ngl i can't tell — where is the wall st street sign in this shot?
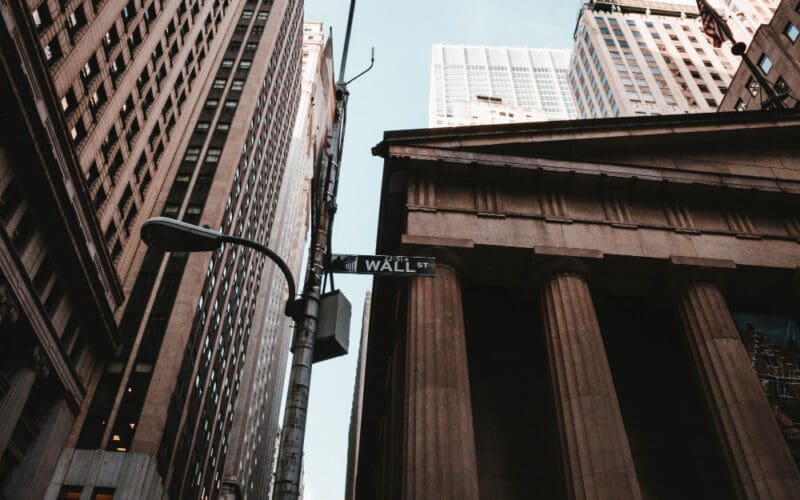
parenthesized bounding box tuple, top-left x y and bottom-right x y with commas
(327, 254, 436, 277)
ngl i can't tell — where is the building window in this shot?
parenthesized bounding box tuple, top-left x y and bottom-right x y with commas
(213, 78, 226, 88)
(57, 485, 82, 500)
(43, 36, 63, 65)
(184, 147, 200, 162)
(221, 59, 234, 68)
(32, 3, 53, 31)
(121, 0, 136, 25)
(784, 22, 800, 43)
(70, 119, 86, 144)
(757, 54, 773, 75)
(80, 54, 99, 85)
(65, 5, 87, 42)
(776, 76, 789, 93)
(734, 98, 746, 111)
(60, 88, 78, 114)
(205, 148, 222, 163)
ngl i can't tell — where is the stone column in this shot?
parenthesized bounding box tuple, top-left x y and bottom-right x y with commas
(677, 279, 800, 498)
(539, 260, 642, 500)
(0, 365, 37, 457)
(404, 260, 479, 500)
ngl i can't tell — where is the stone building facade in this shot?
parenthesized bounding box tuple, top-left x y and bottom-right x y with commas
(719, 0, 800, 111)
(0, 0, 305, 498)
(355, 111, 800, 499)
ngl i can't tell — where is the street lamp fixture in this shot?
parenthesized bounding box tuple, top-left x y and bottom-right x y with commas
(141, 217, 299, 317)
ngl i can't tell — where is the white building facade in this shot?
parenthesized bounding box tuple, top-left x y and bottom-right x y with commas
(429, 45, 577, 127)
(568, 0, 777, 118)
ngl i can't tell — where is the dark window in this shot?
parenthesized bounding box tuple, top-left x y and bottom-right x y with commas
(92, 186, 107, 210)
(57, 485, 82, 500)
(44, 36, 63, 65)
(65, 5, 87, 42)
(89, 84, 108, 115)
(120, 94, 134, 120)
(32, 3, 53, 31)
(110, 53, 126, 83)
(102, 25, 120, 56)
(108, 151, 123, 181)
(121, 0, 136, 25)
(92, 487, 115, 500)
(0, 180, 22, 224)
(11, 211, 36, 253)
(85, 162, 100, 189)
(44, 279, 63, 315)
(60, 88, 78, 114)
(33, 257, 54, 295)
(70, 119, 87, 145)
(80, 54, 100, 85)
(776, 76, 789, 94)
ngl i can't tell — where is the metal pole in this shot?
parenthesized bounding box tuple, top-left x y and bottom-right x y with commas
(705, 7, 786, 110)
(730, 42, 786, 110)
(273, 81, 348, 500)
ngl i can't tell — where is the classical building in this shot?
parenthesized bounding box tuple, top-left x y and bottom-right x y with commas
(220, 22, 335, 500)
(355, 110, 800, 499)
(719, 0, 800, 111)
(429, 45, 576, 127)
(0, 0, 304, 498)
(568, 0, 774, 118)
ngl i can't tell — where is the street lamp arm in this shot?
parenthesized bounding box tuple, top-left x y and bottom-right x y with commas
(220, 234, 298, 316)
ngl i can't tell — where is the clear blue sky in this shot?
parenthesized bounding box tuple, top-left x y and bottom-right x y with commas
(299, 1, 581, 498)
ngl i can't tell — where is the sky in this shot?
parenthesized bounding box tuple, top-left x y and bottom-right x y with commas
(297, 1, 582, 498)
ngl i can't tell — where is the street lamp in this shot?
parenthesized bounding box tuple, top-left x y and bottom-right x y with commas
(141, 216, 300, 317)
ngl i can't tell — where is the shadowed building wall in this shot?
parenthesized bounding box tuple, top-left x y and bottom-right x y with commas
(354, 111, 800, 499)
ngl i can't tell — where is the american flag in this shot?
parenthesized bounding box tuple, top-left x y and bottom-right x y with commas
(696, 0, 733, 48)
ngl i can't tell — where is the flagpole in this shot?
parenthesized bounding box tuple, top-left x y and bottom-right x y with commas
(701, 0, 786, 109)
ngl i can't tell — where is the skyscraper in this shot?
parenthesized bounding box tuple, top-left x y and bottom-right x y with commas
(568, 0, 776, 118)
(0, 0, 305, 498)
(221, 22, 335, 500)
(429, 45, 576, 127)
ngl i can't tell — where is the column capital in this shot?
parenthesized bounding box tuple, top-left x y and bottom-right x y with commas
(534, 256, 593, 284)
(410, 246, 467, 274)
(668, 255, 736, 290)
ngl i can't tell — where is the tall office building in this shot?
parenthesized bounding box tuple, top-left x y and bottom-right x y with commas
(221, 22, 335, 500)
(0, 0, 304, 498)
(429, 45, 577, 127)
(568, 0, 777, 118)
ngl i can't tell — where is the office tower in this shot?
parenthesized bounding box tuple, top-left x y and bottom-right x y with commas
(568, 0, 776, 118)
(429, 45, 577, 127)
(720, 0, 800, 111)
(0, 0, 305, 498)
(220, 22, 334, 500)
(356, 112, 800, 499)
